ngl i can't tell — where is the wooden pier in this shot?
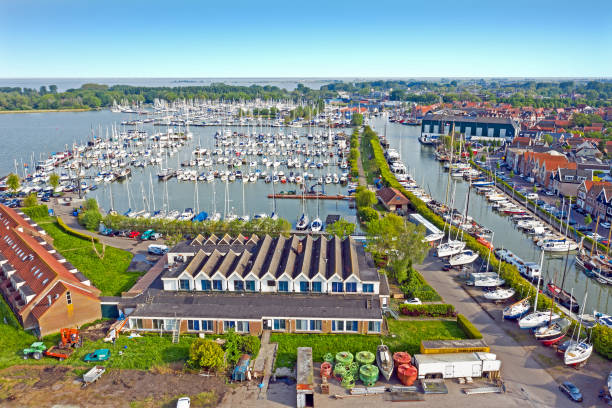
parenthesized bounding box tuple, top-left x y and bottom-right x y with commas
(268, 193, 354, 200)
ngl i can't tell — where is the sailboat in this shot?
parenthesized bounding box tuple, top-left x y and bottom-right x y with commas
(564, 295, 593, 366)
(503, 297, 531, 319)
(296, 187, 309, 230)
(534, 317, 570, 346)
(376, 342, 394, 381)
(519, 252, 560, 329)
(449, 249, 479, 266)
(310, 183, 322, 232)
(483, 287, 515, 301)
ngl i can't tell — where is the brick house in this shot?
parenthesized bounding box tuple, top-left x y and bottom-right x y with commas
(0, 205, 101, 337)
(376, 187, 410, 212)
(550, 168, 591, 198)
(520, 151, 573, 188)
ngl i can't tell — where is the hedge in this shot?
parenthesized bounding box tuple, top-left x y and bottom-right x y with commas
(22, 204, 50, 220)
(364, 126, 611, 358)
(57, 216, 99, 243)
(457, 314, 483, 339)
(399, 304, 455, 317)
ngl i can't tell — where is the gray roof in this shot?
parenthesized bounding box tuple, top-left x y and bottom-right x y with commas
(423, 113, 515, 126)
(128, 291, 382, 320)
(165, 234, 378, 282)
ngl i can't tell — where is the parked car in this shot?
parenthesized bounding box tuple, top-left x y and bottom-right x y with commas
(536, 200, 545, 206)
(99, 228, 113, 236)
(128, 231, 141, 239)
(575, 225, 592, 232)
(404, 298, 422, 305)
(601, 222, 611, 229)
(587, 233, 604, 241)
(526, 193, 538, 200)
(559, 381, 583, 402)
(148, 244, 169, 255)
(442, 264, 452, 271)
(545, 190, 555, 196)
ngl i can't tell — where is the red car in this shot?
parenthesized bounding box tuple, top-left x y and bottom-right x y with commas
(128, 231, 141, 239)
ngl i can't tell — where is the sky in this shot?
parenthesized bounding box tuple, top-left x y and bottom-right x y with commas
(1, 0, 611, 78)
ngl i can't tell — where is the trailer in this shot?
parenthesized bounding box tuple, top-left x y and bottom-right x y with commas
(82, 366, 105, 388)
(413, 352, 501, 380)
(44, 345, 75, 361)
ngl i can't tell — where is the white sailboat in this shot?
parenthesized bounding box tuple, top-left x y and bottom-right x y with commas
(518, 263, 560, 329)
(564, 294, 593, 366)
(449, 249, 479, 266)
(484, 287, 515, 301)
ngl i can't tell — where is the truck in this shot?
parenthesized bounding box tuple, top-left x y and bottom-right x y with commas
(412, 352, 501, 380)
(83, 349, 111, 362)
(148, 244, 169, 255)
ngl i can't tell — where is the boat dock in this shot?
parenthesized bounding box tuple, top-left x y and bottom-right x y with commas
(268, 193, 354, 200)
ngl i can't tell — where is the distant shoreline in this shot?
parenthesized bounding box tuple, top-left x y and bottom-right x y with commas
(0, 108, 99, 114)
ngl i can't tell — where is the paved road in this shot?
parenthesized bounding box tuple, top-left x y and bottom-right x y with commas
(417, 254, 608, 408)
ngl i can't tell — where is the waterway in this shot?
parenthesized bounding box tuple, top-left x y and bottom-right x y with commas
(373, 118, 610, 315)
(0, 111, 608, 313)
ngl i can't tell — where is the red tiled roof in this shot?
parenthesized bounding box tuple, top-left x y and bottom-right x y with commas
(376, 187, 409, 206)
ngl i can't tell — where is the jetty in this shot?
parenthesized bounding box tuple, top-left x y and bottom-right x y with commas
(268, 193, 354, 200)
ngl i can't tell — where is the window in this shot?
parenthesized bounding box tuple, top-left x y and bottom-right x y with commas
(201, 320, 213, 331)
(223, 321, 236, 331)
(66, 291, 72, 305)
(164, 319, 177, 331)
(213, 280, 223, 291)
(309, 320, 322, 331)
(201, 279, 211, 291)
(188, 319, 200, 331)
(345, 282, 357, 293)
(234, 280, 244, 291)
(332, 282, 343, 293)
(152, 319, 164, 330)
(236, 321, 250, 333)
(368, 321, 381, 333)
(346, 321, 358, 332)
(246, 280, 256, 291)
(278, 281, 289, 292)
(267, 280, 276, 287)
(179, 279, 190, 290)
(273, 319, 286, 330)
(362, 284, 374, 293)
(295, 319, 308, 331)
(299, 281, 309, 292)
(332, 320, 344, 332)
(130, 318, 143, 329)
(312, 281, 322, 293)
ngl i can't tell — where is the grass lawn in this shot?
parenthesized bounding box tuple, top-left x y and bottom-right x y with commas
(271, 319, 468, 368)
(34, 215, 138, 296)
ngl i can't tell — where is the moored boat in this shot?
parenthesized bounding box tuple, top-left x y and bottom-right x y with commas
(376, 343, 393, 381)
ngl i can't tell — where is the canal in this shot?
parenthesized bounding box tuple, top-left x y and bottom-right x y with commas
(373, 118, 610, 315)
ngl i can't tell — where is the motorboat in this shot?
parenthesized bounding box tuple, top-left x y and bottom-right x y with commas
(376, 343, 393, 381)
(545, 283, 579, 313)
(448, 250, 479, 266)
(483, 287, 515, 301)
(595, 311, 612, 328)
(538, 238, 579, 252)
(436, 240, 466, 257)
(503, 298, 531, 319)
(423, 232, 445, 243)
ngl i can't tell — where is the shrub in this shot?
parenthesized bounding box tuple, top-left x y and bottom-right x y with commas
(358, 207, 379, 223)
(399, 304, 455, 317)
(57, 216, 99, 243)
(399, 267, 442, 302)
(457, 314, 483, 339)
(355, 188, 377, 208)
(239, 335, 261, 360)
(592, 324, 612, 359)
(22, 204, 49, 220)
(188, 338, 225, 371)
(23, 193, 37, 208)
(79, 209, 102, 231)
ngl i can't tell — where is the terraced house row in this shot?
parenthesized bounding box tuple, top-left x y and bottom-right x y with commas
(116, 233, 388, 336)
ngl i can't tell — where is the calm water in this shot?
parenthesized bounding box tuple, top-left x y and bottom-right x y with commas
(373, 118, 610, 315)
(0, 111, 608, 313)
(0, 110, 356, 230)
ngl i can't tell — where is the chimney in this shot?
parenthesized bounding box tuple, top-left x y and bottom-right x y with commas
(297, 241, 303, 254)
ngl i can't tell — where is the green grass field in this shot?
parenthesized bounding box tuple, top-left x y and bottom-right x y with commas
(34, 215, 138, 296)
(271, 319, 467, 367)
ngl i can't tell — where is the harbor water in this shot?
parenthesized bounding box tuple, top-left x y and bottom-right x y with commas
(374, 118, 610, 315)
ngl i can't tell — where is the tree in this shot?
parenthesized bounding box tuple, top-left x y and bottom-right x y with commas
(165, 232, 184, 247)
(585, 214, 593, 226)
(543, 134, 554, 145)
(326, 219, 356, 239)
(533, 185, 538, 193)
(84, 198, 99, 212)
(365, 213, 429, 283)
(351, 112, 364, 127)
(23, 193, 37, 207)
(509, 170, 515, 178)
(6, 173, 20, 194)
(355, 187, 377, 208)
(49, 173, 60, 191)
(358, 207, 378, 223)
(188, 338, 225, 371)
(79, 210, 102, 231)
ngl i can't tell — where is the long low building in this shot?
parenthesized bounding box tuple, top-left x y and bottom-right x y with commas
(113, 233, 389, 336)
(421, 113, 518, 141)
